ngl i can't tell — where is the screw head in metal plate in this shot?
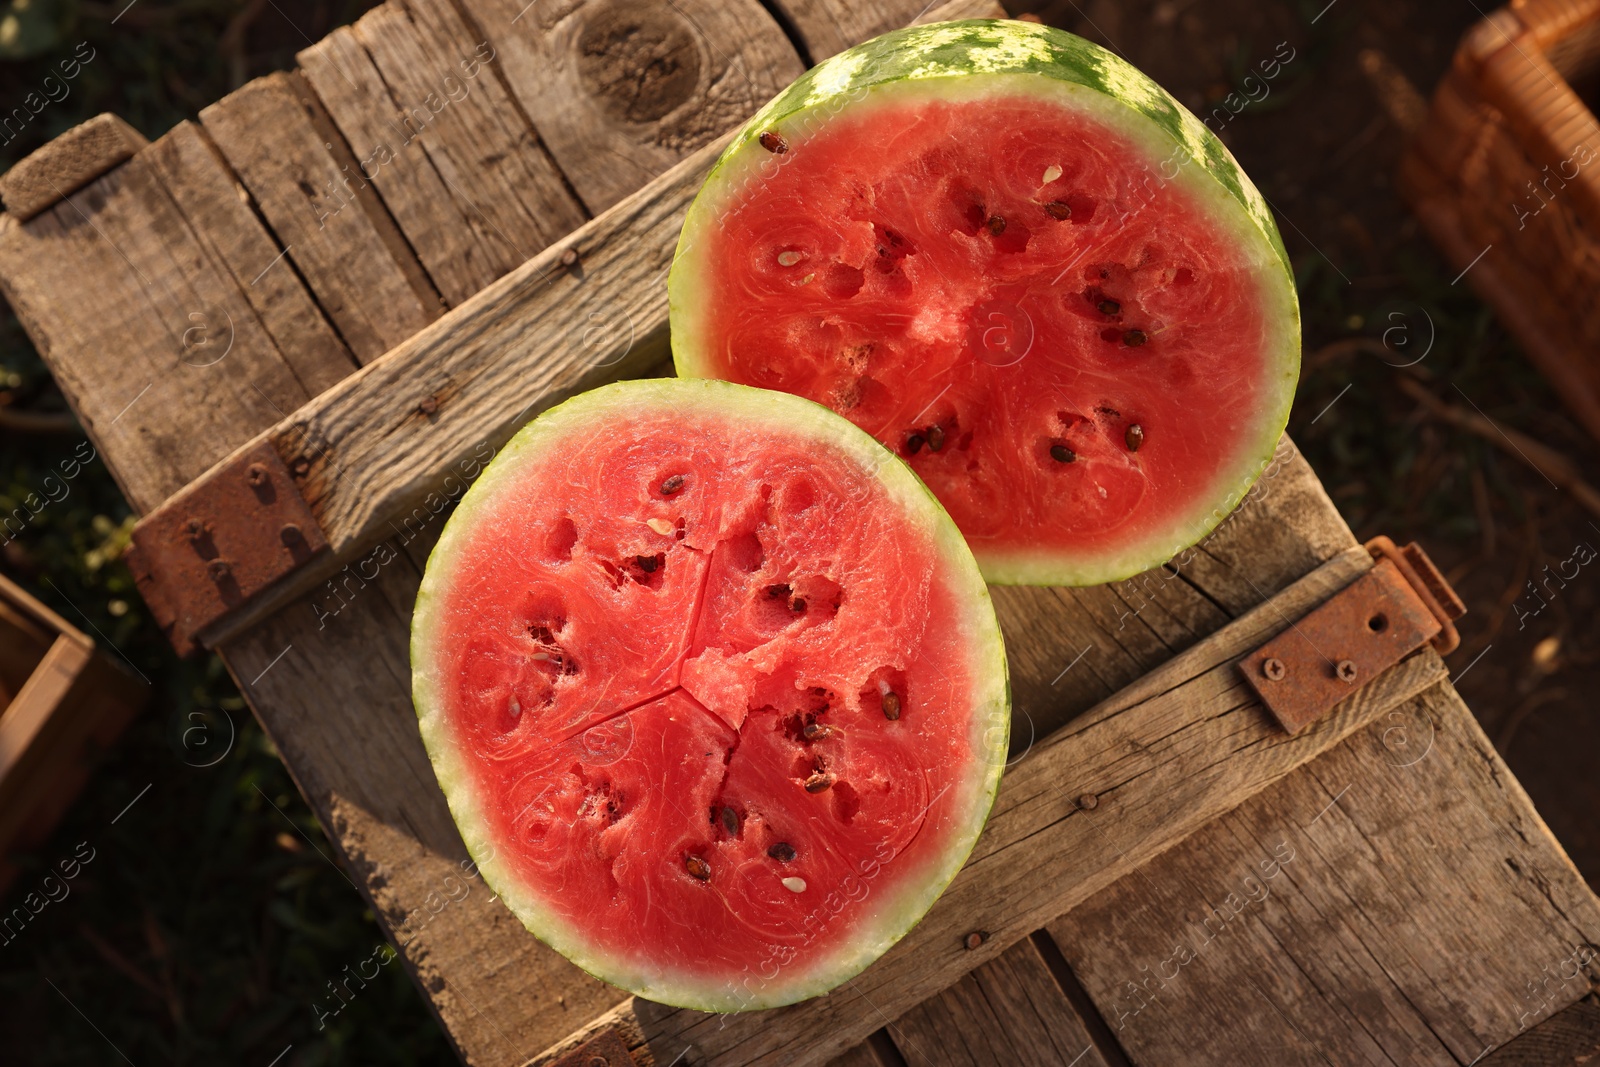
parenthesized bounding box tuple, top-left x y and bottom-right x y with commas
(1261, 657, 1286, 681)
(1336, 659, 1358, 683)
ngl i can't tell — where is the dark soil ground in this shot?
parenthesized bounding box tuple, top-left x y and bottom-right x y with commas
(1, 0, 1596, 1063)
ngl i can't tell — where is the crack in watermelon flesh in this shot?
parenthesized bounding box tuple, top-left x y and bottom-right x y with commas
(413, 383, 1006, 1008)
(673, 81, 1298, 584)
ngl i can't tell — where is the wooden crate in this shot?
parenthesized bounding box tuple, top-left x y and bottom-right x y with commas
(1399, 0, 1600, 442)
(2, 1, 1599, 1064)
(0, 571, 148, 890)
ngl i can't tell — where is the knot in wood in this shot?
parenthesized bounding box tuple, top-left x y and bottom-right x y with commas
(576, 0, 703, 124)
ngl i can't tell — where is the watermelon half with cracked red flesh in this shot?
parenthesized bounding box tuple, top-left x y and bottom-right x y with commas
(669, 20, 1300, 586)
(412, 379, 1008, 1011)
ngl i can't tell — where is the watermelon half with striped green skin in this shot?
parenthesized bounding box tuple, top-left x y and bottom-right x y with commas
(669, 20, 1300, 586)
(412, 379, 1008, 1011)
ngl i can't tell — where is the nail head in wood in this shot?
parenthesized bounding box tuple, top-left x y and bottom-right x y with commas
(1077, 793, 1098, 810)
(963, 930, 988, 950)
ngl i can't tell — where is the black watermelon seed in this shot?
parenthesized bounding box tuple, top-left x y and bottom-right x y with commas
(1044, 200, 1072, 220)
(1123, 329, 1148, 347)
(791, 597, 808, 613)
(986, 215, 1006, 236)
(1050, 443, 1076, 463)
(1126, 424, 1145, 452)
(660, 474, 685, 495)
(803, 721, 830, 741)
(905, 433, 926, 456)
(1097, 299, 1121, 316)
(766, 583, 792, 599)
(768, 842, 797, 862)
(636, 555, 659, 573)
(883, 692, 901, 720)
(804, 772, 834, 793)
(685, 855, 711, 880)
(926, 425, 945, 452)
(720, 806, 740, 835)
(758, 131, 788, 154)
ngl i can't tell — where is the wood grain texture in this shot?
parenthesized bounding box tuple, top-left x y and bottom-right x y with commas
(454, 0, 803, 212)
(143, 121, 358, 399)
(767, 0, 930, 61)
(1047, 683, 1600, 1067)
(0, 113, 146, 220)
(603, 559, 1454, 1067)
(0, 143, 344, 513)
(190, 134, 724, 650)
(1478, 1000, 1600, 1066)
(222, 534, 623, 1066)
(891, 936, 1110, 1067)
(298, 0, 586, 306)
(200, 71, 443, 362)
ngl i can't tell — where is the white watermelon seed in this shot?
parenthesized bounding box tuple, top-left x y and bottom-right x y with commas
(782, 877, 807, 893)
(646, 518, 674, 535)
(1042, 164, 1062, 183)
(777, 250, 802, 267)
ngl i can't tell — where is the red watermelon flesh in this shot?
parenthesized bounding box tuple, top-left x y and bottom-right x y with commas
(412, 380, 1008, 1010)
(672, 68, 1299, 586)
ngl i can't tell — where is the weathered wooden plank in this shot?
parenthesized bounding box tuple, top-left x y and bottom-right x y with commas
(599, 553, 1452, 1067)
(223, 531, 622, 1066)
(0, 144, 344, 513)
(768, 0, 938, 62)
(200, 71, 444, 362)
(143, 121, 358, 399)
(299, 0, 587, 306)
(1478, 1001, 1600, 1066)
(456, 0, 803, 213)
(191, 133, 725, 650)
(891, 936, 1111, 1067)
(0, 113, 146, 221)
(1047, 683, 1600, 1067)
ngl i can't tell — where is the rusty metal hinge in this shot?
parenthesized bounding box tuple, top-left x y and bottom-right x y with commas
(1239, 537, 1467, 734)
(124, 441, 328, 657)
(547, 1027, 636, 1067)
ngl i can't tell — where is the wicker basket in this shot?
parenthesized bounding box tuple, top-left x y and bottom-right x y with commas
(1400, 0, 1600, 441)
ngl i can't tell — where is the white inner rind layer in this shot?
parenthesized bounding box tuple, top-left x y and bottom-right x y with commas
(412, 379, 1010, 1011)
(670, 21, 1301, 588)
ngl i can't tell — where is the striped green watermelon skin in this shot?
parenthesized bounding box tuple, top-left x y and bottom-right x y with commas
(670, 20, 1300, 587)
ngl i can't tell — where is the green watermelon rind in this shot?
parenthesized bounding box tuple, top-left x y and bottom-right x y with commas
(412, 378, 1010, 1012)
(669, 19, 1301, 588)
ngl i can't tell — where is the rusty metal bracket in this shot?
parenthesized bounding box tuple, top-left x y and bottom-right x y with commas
(1239, 537, 1467, 734)
(124, 441, 327, 657)
(548, 1027, 635, 1067)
